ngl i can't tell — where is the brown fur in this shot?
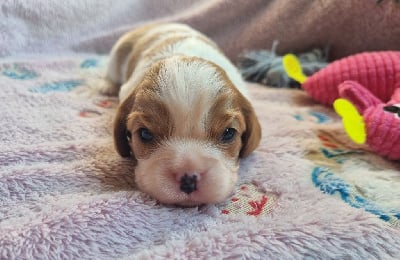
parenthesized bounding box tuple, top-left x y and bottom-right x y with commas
(206, 59, 262, 158)
(126, 96, 172, 160)
(114, 56, 261, 162)
(113, 62, 163, 158)
(112, 23, 160, 84)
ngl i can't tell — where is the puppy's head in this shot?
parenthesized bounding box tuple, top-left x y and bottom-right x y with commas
(114, 57, 261, 206)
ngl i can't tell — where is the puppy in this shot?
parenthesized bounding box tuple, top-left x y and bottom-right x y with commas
(103, 23, 261, 206)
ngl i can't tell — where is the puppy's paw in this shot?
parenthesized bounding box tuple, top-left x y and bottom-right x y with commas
(72, 71, 118, 98)
(72, 78, 118, 98)
(98, 77, 119, 96)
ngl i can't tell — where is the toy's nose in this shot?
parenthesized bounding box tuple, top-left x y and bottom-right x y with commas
(180, 174, 197, 194)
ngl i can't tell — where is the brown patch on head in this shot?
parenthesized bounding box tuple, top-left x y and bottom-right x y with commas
(113, 61, 172, 160)
(112, 23, 161, 83)
(206, 64, 262, 159)
(207, 93, 246, 160)
(125, 34, 187, 80)
(126, 92, 172, 160)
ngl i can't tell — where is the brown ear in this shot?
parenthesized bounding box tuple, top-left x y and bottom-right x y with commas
(113, 95, 135, 158)
(239, 100, 262, 158)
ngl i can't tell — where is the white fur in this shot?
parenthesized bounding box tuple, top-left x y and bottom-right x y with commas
(135, 138, 238, 205)
(156, 57, 228, 133)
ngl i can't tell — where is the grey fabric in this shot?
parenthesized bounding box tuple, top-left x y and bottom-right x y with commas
(1, 0, 399, 62)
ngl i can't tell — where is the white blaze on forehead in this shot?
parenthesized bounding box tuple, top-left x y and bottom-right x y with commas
(162, 137, 238, 170)
(156, 57, 228, 135)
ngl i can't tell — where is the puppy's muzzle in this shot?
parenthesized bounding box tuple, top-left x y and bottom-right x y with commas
(180, 174, 198, 194)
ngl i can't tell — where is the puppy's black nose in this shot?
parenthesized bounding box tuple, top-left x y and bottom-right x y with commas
(180, 174, 197, 194)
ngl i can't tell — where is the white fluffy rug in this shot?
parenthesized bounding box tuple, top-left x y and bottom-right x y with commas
(0, 56, 399, 259)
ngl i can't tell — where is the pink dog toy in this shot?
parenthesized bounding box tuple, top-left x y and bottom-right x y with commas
(283, 51, 400, 160)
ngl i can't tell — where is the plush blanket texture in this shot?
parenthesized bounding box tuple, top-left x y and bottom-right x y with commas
(1, 0, 400, 259)
(1, 56, 399, 259)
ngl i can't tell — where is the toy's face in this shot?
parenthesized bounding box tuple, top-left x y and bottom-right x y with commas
(364, 104, 400, 160)
(335, 99, 400, 160)
(383, 104, 400, 119)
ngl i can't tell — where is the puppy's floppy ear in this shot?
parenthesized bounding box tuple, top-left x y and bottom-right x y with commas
(113, 95, 135, 158)
(239, 98, 262, 158)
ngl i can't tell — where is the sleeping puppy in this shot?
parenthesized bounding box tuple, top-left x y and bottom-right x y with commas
(103, 23, 261, 206)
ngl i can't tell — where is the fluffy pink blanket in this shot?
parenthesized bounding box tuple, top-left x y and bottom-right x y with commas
(1, 0, 399, 259)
